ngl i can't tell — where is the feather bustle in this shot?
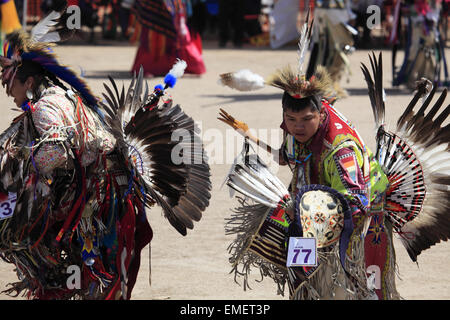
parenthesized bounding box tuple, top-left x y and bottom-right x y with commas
(363, 53, 450, 262)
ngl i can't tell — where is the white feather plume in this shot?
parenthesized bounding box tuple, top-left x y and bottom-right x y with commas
(31, 10, 62, 43)
(37, 31, 61, 43)
(218, 69, 266, 92)
(297, 10, 313, 76)
(168, 59, 187, 79)
(297, 22, 309, 76)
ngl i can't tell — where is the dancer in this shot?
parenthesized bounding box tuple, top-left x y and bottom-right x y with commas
(0, 2, 211, 299)
(392, 0, 449, 89)
(217, 15, 449, 299)
(306, 0, 357, 98)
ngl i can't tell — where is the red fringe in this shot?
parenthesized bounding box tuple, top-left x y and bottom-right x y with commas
(56, 153, 87, 242)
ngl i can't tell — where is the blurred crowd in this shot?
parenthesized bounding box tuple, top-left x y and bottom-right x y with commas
(14, 0, 450, 48)
(4, 0, 448, 85)
(13, 0, 260, 44)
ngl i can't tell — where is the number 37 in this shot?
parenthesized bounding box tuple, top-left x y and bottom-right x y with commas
(292, 248, 312, 264)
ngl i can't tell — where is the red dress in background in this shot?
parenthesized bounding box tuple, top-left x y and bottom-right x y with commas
(131, 0, 206, 77)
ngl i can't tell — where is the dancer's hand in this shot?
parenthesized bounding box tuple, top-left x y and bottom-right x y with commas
(285, 206, 294, 220)
(217, 108, 249, 134)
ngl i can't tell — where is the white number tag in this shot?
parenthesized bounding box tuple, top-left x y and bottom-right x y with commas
(286, 237, 317, 267)
(0, 192, 17, 220)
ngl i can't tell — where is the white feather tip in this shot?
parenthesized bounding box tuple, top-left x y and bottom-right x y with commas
(168, 59, 188, 79)
(218, 69, 265, 92)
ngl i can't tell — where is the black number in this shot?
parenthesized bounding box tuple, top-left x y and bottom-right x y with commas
(1, 202, 12, 216)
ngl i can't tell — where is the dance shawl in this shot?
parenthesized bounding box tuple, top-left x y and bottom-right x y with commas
(133, 0, 180, 39)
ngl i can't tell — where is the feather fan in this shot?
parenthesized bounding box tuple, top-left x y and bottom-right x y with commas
(225, 142, 292, 210)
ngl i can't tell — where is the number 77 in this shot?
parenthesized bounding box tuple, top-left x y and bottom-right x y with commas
(292, 248, 312, 264)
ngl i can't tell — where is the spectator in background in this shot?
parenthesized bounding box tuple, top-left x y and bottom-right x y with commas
(72, 0, 100, 42)
(187, 0, 208, 53)
(244, 0, 263, 39)
(119, 0, 134, 39)
(218, 0, 245, 47)
(205, 0, 219, 34)
(131, 0, 206, 76)
(351, 0, 383, 48)
(392, 0, 448, 89)
(1, 0, 21, 37)
(306, 0, 356, 98)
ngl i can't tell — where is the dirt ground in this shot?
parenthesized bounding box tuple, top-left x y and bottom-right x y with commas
(0, 39, 448, 300)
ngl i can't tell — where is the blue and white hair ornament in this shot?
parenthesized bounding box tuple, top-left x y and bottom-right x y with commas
(145, 59, 187, 110)
(162, 59, 187, 90)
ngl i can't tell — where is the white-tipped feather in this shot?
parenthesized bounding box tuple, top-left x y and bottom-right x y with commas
(297, 22, 309, 76)
(228, 170, 274, 201)
(218, 69, 266, 92)
(37, 31, 61, 43)
(241, 166, 285, 200)
(31, 10, 61, 42)
(168, 59, 187, 79)
(234, 166, 281, 202)
(297, 10, 313, 76)
(227, 181, 276, 208)
(255, 162, 288, 194)
(225, 151, 290, 208)
(238, 157, 287, 199)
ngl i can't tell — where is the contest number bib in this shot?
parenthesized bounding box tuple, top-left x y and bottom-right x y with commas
(0, 192, 17, 220)
(286, 237, 317, 267)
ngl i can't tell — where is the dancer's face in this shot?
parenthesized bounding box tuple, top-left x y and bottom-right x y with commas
(9, 76, 32, 107)
(283, 106, 323, 143)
